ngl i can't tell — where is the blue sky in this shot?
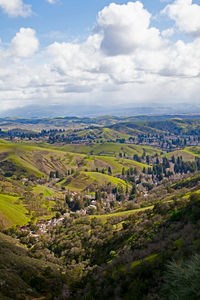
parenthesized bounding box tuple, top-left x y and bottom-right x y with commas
(0, 0, 200, 116)
(0, 0, 169, 46)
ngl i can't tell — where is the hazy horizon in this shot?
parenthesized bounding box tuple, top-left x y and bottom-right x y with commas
(0, 105, 200, 119)
(0, 102, 199, 118)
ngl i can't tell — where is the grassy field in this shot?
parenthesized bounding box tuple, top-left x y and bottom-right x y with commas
(0, 194, 30, 228)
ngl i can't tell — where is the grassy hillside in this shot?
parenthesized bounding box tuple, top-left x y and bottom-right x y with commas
(95, 155, 148, 173)
(108, 119, 200, 136)
(0, 142, 85, 177)
(57, 143, 163, 157)
(90, 205, 154, 219)
(61, 171, 130, 192)
(109, 122, 165, 135)
(0, 142, 149, 179)
(0, 178, 60, 228)
(72, 127, 130, 141)
(0, 194, 29, 229)
(165, 146, 200, 161)
(0, 143, 45, 177)
(146, 118, 200, 134)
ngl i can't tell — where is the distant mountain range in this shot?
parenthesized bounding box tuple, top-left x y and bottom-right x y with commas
(1, 102, 200, 118)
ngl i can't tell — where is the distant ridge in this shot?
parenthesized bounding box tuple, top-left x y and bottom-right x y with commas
(1, 102, 200, 118)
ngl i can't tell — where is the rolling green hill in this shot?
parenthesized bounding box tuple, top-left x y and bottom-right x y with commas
(0, 141, 149, 179)
(0, 142, 86, 177)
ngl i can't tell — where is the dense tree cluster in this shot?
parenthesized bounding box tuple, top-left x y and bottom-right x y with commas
(4, 190, 200, 299)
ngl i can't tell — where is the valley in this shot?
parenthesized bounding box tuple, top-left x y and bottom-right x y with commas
(0, 115, 200, 299)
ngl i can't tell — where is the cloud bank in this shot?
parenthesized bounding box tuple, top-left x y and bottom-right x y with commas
(0, 1, 200, 114)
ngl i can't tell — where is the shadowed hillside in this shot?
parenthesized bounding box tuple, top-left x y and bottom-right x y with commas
(0, 232, 65, 299)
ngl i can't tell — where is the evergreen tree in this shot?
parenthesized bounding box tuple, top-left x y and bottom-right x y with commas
(122, 167, 125, 176)
(49, 171, 55, 178)
(129, 183, 137, 200)
(108, 167, 112, 175)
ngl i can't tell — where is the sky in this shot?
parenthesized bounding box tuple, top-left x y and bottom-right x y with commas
(0, 0, 200, 116)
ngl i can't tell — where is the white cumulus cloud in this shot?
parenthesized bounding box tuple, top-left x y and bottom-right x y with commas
(97, 1, 162, 56)
(0, 0, 32, 17)
(11, 28, 39, 58)
(163, 0, 200, 36)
